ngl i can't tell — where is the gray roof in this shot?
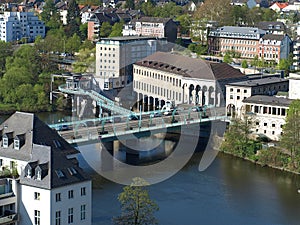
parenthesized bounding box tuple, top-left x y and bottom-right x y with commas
(261, 34, 285, 41)
(227, 77, 288, 87)
(257, 21, 286, 31)
(99, 36, 161, 42)
(243, 95, 292, 107)
(210, 26, 266, 38)
(0, 112, 90, 189)
(135, 52, 246, 81)
(135, 17, 174, 25)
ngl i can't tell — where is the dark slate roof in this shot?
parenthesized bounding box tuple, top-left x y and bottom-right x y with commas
(94, 12, 119, 24)
(243, 95, 292, 107)
(0, 112, 90, 189)
(261, 33, 285, 41)
(257, 21, 286, 32)
(135, 17, 173, 25)
(227, 77, 288, 87)
(135, 52, 245, 81)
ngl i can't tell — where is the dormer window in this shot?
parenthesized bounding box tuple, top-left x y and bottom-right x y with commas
(14, 139, 19, 150)
(27, 168, 32, 178)
(2, 137, 8, 148)
(36, 170, 41, 180)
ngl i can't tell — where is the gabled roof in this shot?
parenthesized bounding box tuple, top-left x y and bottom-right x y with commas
(0, 112, 89, 189)
(135, 52, 245, 81)
(135, 17, 173, 25)
(257, 21, 286, 31)
(261, 33, 286, 41)
(271, 2, 288, 9)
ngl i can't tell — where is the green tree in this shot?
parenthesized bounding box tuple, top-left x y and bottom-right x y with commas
(223, 52, 232, 63)
(241, 60, 248, 69)
(100, 22, 112, 38)
(280, 100, 300, 169)
(113, 177, 159, 225)
(79, 23, 88, 40)
(66, 33, 81, 54)
(125, 0, 135, 9)
(176, 14, 191, 35)
(0, 41, 13, 77)
(73, 47, 96, 73)
(109, 21, 124, 37)
(194, 0, 232, 26)
(65, 0, 81, 38)
(40, 0, 61, 29)
(140, 1, 155, 16)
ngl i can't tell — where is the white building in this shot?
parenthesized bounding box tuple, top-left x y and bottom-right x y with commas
(242, 95, 292, 141)
(0, 112, 92, 225)
(133, 52, 246, 110)
(226, 76, 289, 116)
(288, 73, 300, 99)
(95, 36, 160, 90)
(0, 11, 45, 42)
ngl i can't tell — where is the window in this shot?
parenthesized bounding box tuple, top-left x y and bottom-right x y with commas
(2, 138, 8, 148)
(34, 210, 40, 225)
(272, 124, 275, 127)
(56, 193, 61, 202)
(81, 187, 86, 196)
(55, 211, 61, 225)
(237, 89, 240, 92)
(237, 96, 240, 100)
(81, 205, 86, 220)
(34, 192, 40, 200)
(244, 90, 247, 93)
(14, 140, 19, 150)
(68, 208, 73, 224)
(230, 95, 233, 99)
(68, 190, 74, 199)
(264, 123, 267, 126)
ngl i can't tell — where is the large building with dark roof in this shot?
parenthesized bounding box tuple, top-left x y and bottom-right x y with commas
(0, 112, 92, 225)
(133, 51, 247, 109)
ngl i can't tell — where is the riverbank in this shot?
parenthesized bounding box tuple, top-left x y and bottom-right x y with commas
(220, 147, 300, 176)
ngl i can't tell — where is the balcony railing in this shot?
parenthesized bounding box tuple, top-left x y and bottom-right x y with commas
(0, 213, 18, 225)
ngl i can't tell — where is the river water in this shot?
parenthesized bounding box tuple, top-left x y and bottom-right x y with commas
(1, 112, 300, 225)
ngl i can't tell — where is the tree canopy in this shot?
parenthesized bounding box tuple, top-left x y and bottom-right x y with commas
(113, 177, 159, 225)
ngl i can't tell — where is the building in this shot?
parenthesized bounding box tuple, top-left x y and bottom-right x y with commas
(258, 34, 292, 63)
(134, 17, 178, 43)
(292, 38, 300, 70)
(95, 36, 161, 90)
(269, 2, 289, 11)
(257, 21, 286, 35)
(0, 11, 45, 42)
(208, 26, 266, 58)
(242, 95, 292, 140)
(226, 77, 289, 116)
(288, 73, 300, 99)
(0, 112, 92, 225)
(133, 51, 246, 110)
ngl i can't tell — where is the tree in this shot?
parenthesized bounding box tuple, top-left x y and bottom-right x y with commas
(65, 0, 81, 38)
(100, 22, 112, 38)
(140, 1, 155, 16)
(241, 60, 248, 71)
(109, 21, 124, 37)
(113, 177, 159, 225)
(277, 58, 291, 76)
(66, 33, 81, 54)
(280, 100, 300, 169)
(0, 41, 13, 77)
(176, 14, 191, 35)
(40, 0, 61, 29)
(223, 52, 232, 64)
(73, 47, 96, 73)
(125, 0, 135, 9)
(194, 0, 232, 26)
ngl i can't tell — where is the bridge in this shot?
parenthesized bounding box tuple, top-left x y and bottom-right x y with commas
(51, 84, 227, 146)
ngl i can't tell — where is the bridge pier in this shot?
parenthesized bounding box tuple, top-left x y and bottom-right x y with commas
(125, 139, 140, 165)
(101, 141, 114, 171)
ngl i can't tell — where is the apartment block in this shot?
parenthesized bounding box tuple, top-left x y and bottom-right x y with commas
(0, 11, 45, 42)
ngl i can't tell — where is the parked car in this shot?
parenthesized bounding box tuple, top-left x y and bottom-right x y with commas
(128, 114, 140, 121)
(150, 112, 162, 118)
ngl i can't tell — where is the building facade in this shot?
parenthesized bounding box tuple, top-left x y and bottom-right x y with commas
(134, 17, 178, 43)
(242, 95, 291, 141)
(226, 77, 289, 116)
(0, 11, 45, 42)
(0, 112, 92, 225)
(208, 26, 266, 58)
(95, 36, 161, 90)
(258, 34, 292, 63)
(133, 52, 246, 110)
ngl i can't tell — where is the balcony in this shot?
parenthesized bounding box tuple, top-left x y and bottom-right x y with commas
(0, 213, 18, 225)
(293, 50, 299, 54)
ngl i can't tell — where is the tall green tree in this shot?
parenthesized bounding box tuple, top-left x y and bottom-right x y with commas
(0, 41, 13, 77)
(73, 47, 96, 73)
(113, 177, 159, 225)
(40, 0, 62, 29)
(65, 0, 81, 38)
(281, 100, 300, 169)
(100, 22, 112, 38)
(125, 0, 135, 9)
(109, 21, 124, 37)
(66, 33, 81, 54)
(176, 14, 191, 35)
(194, 0, 232, 26)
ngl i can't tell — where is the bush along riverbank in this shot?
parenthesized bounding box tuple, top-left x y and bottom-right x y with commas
(220, 115, 300, 175)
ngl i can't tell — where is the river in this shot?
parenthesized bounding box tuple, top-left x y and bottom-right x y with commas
(1, 112, 300, 225)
